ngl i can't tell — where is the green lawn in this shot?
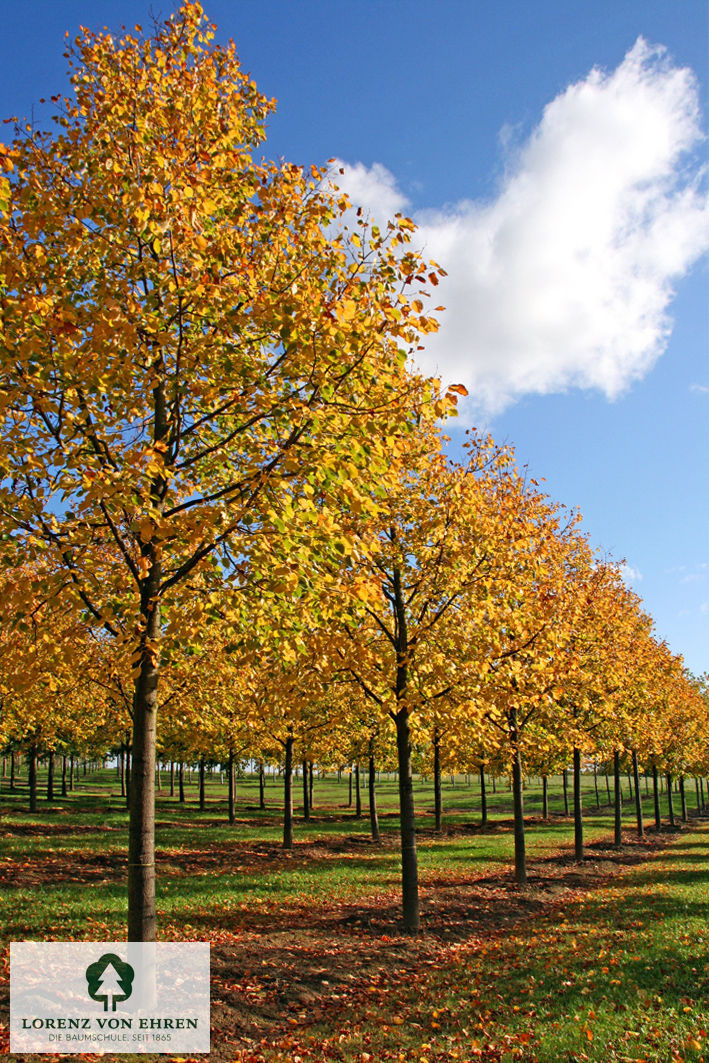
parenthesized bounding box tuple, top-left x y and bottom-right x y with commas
(1, 766, 706, 1062)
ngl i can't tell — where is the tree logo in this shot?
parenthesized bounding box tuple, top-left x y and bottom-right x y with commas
(85, 954, 135, 1012)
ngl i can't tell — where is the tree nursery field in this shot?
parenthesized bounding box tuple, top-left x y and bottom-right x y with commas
(1, 767, 707, 1063)
(1, 5, 707, 1063)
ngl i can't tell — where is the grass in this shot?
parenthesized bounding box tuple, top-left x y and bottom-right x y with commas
(0, 765, 707, 1061)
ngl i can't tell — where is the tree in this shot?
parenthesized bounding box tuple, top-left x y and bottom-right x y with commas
(337, 433, 509, 929)
(0, 3, 441, 939)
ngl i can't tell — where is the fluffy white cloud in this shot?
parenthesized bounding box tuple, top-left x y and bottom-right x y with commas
(334, 39, 709, 414)
(621, 563, 643, 585)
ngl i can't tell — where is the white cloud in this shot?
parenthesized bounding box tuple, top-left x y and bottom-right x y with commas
(334, 39, 709, 414)
(621, 563, 643, 585)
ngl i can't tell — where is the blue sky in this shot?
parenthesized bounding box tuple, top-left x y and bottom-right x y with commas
(1, 1, 707, 673)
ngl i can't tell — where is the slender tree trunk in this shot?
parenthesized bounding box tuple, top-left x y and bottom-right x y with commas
(368, 743, 380, 842)
(125, 741, 131, 809)
(128, 654, 158, 941)
(169, 761, 174, 798)
(228, 751, 236, 825)
(302, 759, 310, 821)
(120, 748, 126, 798)
(198, 756, 205, 811)
(309, 760, 314, 810)
(259, 761, 266, 810)
(593, 758, 600, 809)
(28, 746, 38, 814)
(492, 774, 496, 794)
(480, 764, 488, 827)
(178, 762, 185, 803)
(632, 750, 644, 838)
(701, 777, 706, 811)
(46, 751, 55, 802)
(433, 728, 442, 831)
(696, 777, 702, 813)
(61, 754, 68, 798)
(627, 770, 633, 801)
(156, 764, 162, 792)
(348, 768, 353, 808)
(652, 763, 661, 831)
(69, 753, 75, 792)
(573, 747, 584, 861)
(395, 707, 419, 930)
(666, 772, 675, 828)
(679, 775, 687, 822)
(511, 734, 526, 886)
(613, 750, 622, 848)
(542, 773, 549, 820)
(283, 736, 294, 850)
(354, 761, 362, 819)
(562, 767, 569, 816)
(605, 771, 611, 805)
(10, 751, 16, 791)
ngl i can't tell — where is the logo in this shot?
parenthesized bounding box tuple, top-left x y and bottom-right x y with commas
(85, 954, 135, 1012)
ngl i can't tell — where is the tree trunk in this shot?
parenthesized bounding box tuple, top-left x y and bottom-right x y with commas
(613, 750, 622, 848)
(302, 759, 310, 821)
(605, 771, 611, 805)
(156, 764, 162, 792)
(562, 767, 569, 816)
(259, 761, 266, 810)
(679, 775, 687, 822)
(368, 743, 380, 842)
(10, 751, 16, 791)
(433, 728, 442, 831)
(69, 753, 75, 792)
(283, 736, 294, 850)
(198, 756, 205, 811)
(228, 751, 235, 825)
(666, 772, 675, 828)
(169, 761, 174, 798)
(354, 761, 362, 819)
(28, 746, 37, 814)
(309, 760, 314, 811)
(480, 764, 488, 827)
(573, 746, 583, 862)
(128, 650, 158, 941)
(542, 773, 549, 820)
(395, 707, 420, 930)
(492, 774, 496, 794)
(46, 750, 55, 802)
(125, 740, 131, 809)
(511, 737, 526, 885)
(593, 758, 600, 809)
(61, 754, 68, 798)
(632, 750, 644, 838)
(178, 762, 185, 803)
(348, 768, 353, 808)
(627, 770, 633, 801)
(667, 773, 676, 829)
(652, 763, 661, 831)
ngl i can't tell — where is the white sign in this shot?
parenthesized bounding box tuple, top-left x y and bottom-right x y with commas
(10, 942, 210, 1054)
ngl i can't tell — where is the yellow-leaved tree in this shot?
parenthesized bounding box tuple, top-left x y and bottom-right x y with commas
(0, 2, 441, 939)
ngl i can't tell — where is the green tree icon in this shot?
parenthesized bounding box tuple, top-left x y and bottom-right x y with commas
(85, 954, 135, 1011)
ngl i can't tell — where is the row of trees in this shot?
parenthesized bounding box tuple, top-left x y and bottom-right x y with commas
(1, 2, 706, 936)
